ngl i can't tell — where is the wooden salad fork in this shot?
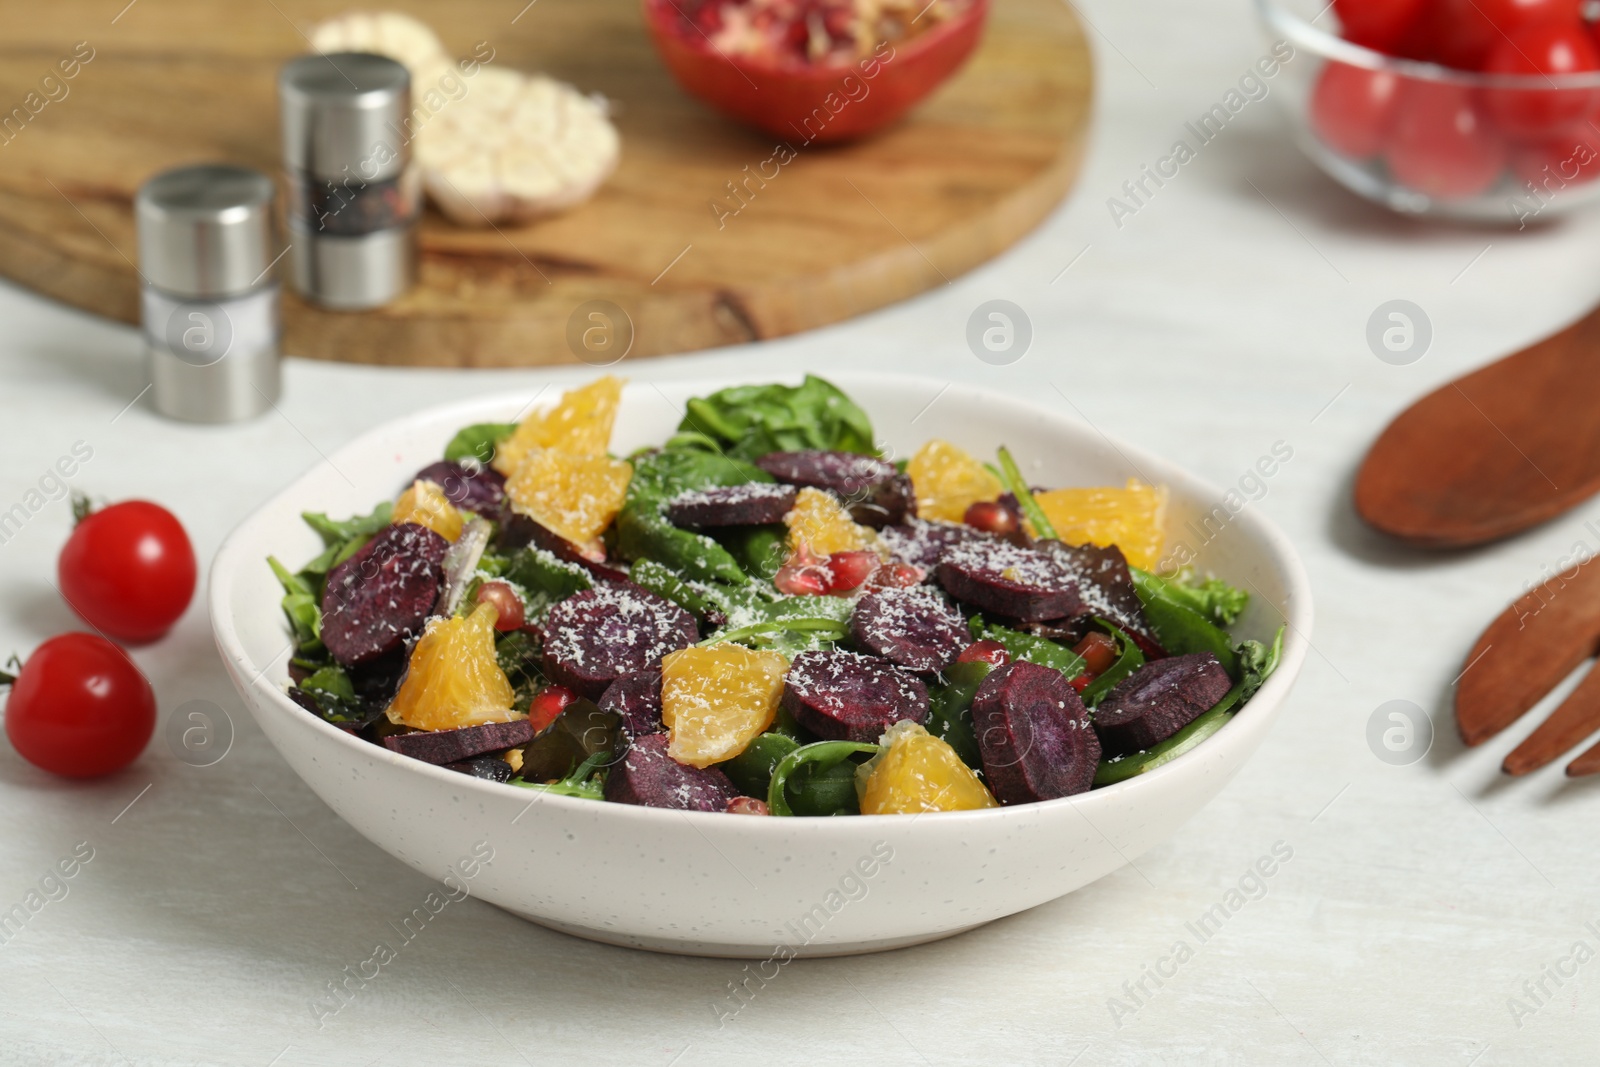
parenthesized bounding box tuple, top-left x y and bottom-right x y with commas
(1356, 305, 1600, 547)
(1458, 554, 1600, 776)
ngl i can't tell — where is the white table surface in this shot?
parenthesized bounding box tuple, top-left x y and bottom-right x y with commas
(5, 1, 1600, 1063)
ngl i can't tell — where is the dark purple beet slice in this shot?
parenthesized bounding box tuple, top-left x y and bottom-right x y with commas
(878, 518, 987, 576)
(599, 668, 665, 740)
(971, 660, 1100, 803)
(850, 587, 971, 673)
(497, 514, 631, 583)
(936, 538, 1081, 622)
(1094, 653, 1232, 757)
(321, 523, 449, 666)
(1033, 539, 1163, 656)
(409, 460, 506, 517)
(663, 483, 797, 529)
(756, 450, 897, 495)
(541, 584, 698, 699)
(781, 650, 928, 743)
(849, 472, 915, 529)
(603, 733, 738, 812)
(383, 718, 536, 765)
(444, 755, 515, 782)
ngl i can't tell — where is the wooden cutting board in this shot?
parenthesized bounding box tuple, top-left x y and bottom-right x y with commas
(0, 0, 1090, 367)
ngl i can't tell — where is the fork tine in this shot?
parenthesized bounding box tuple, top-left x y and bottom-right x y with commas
(1456, 558, 1600, 748)
(1503, 662, 1600, 775)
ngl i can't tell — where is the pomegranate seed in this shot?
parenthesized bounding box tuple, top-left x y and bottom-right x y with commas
(1070, 672, 1095, 693)
(1072, 631, 1119, 676)
(821, 550, 880, 594)
(774, 561, 828, 596)
(726, 796, 771, 815)
(475, 580, 526, 631)
(957, 639, 1011, 668)
(964, 500, 1019, 536)
(867, 561, 925, 589)
(528, 685, 578, 733)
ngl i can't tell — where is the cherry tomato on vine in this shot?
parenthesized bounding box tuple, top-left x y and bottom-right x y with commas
(2, 633, 157, 777)
(1482, 21, 1600, 139)
(1385, 82, 1508, 199)
(1311, 62, 1403, 160)
(58, 497, 196, 643)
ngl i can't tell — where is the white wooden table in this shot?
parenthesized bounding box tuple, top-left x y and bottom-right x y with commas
(3, 0, 1599, 1063)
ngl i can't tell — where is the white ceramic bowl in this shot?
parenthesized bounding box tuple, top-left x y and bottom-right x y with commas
(211, 374, 1312, 958)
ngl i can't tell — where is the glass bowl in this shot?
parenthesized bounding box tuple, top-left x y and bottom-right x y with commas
(1256, 0, 1600, 223)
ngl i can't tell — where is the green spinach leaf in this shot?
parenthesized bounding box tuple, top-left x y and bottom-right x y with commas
(444, 422, 518, 466)
(677, 376, 876, 461)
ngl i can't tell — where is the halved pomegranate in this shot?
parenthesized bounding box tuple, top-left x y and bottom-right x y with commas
(642, 0, 991, 143)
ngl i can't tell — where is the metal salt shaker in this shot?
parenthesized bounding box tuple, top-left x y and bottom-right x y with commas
(279, 52, 419, 310)
(136, 164, 281, 423)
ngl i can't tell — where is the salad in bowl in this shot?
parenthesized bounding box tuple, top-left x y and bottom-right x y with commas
(268, 375, 1285, 818)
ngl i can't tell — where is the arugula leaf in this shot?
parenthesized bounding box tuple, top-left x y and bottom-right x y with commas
(268, 556, 322, 653)
(615, 449, 765, 584)
(767, 740, 879, 817)
(1129, 568, 1240, 677)
(302, 503, 392, 548)
(1233, 625, 1285, 704)
(444, 422, 518, 466)
(1138, 571, 1250, 627)
(677, 376, 876, 461)
(513, 750, 610, 801)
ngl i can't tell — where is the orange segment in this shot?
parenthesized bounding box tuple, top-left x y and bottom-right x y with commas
(661, 644, 788, 768)
(860, 722, 997, 814)
(907, 439, 1003, 523)
(504, 449, 632, 545)
(493, 375, 625, 475)
(1033, 480, 1168, 570)
(388, 603, 517, 731)
(393, 479, 463, 542)
(785, 486, 874, 556)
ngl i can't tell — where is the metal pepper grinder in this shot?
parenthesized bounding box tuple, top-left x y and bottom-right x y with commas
(279, 52, 419, 310)
(136, 164, 282, 423)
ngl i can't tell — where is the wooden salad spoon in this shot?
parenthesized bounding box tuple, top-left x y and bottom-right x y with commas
(1355, 306, 1600, 547)
(1457, 554, 1600, 776)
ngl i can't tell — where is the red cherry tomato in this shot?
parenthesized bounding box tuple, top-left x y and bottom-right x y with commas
(528, 684, 578, 733)
(1072, 631, 1120, 676)
(1482, 21, 1600, 139)
(1385, 81, 1508, 198)
(474, 580, 526, 631)
(1311, 62, 1403, 160)
(1410, 0, 1583, 70)
(642, 0, 990, 142)
(1508, 128, 1600, 186)
(956, 639, 1010, 668)
(2, 633, 156, 777)
(1333, 0, 1429, 52)
(963, 500, 1019, 536)
(58, 499, 196, 644)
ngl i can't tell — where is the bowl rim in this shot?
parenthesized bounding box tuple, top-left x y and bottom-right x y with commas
(210, 371, 1313, 830)
(1256, 0, 1600, 89)
(640, 0, 991, 78)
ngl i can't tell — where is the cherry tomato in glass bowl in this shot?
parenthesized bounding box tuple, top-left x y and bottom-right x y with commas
(1311, 62, 1402, 161)
(1385, 81, 1508, 200)
(58, 498, 197, 644)
(1402, 0, 1584, 70)
(1481, 21, 1600, 140)
(641, 0, 991, 142)
(1508, 127, 1600, 186)
(1332, 0, 1429, 53)
(2, 633, 157, 778)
